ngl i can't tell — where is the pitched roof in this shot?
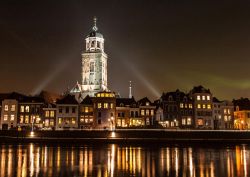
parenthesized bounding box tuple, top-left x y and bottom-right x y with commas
(56, 94, 78, 104)
(80, 95, 93, 105)
(116, 97, 137, 107)
(161, 89, 191, 102)
(137, 97, 154, 106)
(190, 85, 211, 94)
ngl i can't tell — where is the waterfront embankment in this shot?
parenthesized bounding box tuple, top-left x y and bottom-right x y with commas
(1, 129, 250, 143)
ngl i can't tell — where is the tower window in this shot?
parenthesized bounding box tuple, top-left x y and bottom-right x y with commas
(91, 41, 95, 47)
(97, 41, 100, 48)
(90, 62, 94, 72)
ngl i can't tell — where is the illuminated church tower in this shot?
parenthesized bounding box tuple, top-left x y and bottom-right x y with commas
(70, 17, 108, 100)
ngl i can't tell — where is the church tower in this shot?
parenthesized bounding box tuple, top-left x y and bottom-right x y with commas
(81, 17, 108, 97)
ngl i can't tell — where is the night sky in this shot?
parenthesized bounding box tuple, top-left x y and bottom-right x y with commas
(1, 0, 250, 101)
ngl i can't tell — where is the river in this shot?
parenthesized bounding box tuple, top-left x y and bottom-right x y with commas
(0, 143, 249, 177)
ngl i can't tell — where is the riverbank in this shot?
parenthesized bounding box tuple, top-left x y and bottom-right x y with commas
(1, 129, 250, 143)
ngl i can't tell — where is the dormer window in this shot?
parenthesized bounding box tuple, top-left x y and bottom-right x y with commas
(146, 102, 150, 106)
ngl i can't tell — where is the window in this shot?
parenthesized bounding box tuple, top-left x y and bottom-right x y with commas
(104, 103, 108, 109)
(228, 109, 231, 114)
(202, 104, 206, 109)
(3, 115, 8, 121)
(25, 106, 29, 112)
(98, 112, 101, 117)
(207, 96, 210, 100)
(10, 115, 14, 121)
(146, 102, 150, 106)
(110, 103, 113, 109)
(20, 115, 24, 124)
(20, 106, 24, 113)
(224, 109, 227, 114)
(224, 115, 228, 121)
(151, 110, 154, 116)
(131, 111, 134, 117)
(72, 107, 76, 113)
(180, 103, 184, 108)
(50, 121, 54, 126)
(66, 107, 69, 113)
(182, 118, 186, 125)
(59, 107, 62, 113)
(189, 104, 193, 109)
(90, 62, 94, 72)
(98, 103, 102, 108)
(197, 95, 201, 100)
(141, 110, 145, 116)
(80, 118, 84, 122)
(146, 110, 149, 116)
(50, 111, 55, 117)
(202, 96, 205, 100)
(4, 105, 8, 111)
(11, 105, 15, 111)
(187, 118, 192, 125)
(97, 41, 100, 48)
(197, 104, 201, 109)
(45, 111, 50, 117)
(85, 107, 89, 113)
(58, 118, 62, 124)
(25, 115, 29, 123)
(185, 104, 188, 108)
(207, 104, 211, 109)
(197, 118, 203, 126)
(72, 118, 76, 124)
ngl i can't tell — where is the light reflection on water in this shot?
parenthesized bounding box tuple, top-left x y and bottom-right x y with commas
(0, 143, 249, 177)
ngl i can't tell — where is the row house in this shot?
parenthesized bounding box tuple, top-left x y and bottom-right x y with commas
(158, 90, 194, 129)
(43, 104, 56, 130)
(92, 91, 116, 129)
(56, 94, 79, 130)
(213, 98, 234, 130)
(79, 95, 94, 129)
(189, 86, 213, 129)
(137, 97, 156, 126)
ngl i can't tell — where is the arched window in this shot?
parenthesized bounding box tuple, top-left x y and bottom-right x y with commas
(91, 41, 95, 47)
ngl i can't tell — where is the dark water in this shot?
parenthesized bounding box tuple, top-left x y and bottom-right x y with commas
(0, 143, 249, 177)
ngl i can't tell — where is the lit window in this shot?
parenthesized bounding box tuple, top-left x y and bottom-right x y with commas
(182, 118, 186, 125)
(197, 118, 203, 126)
(185, 104, 188, 108)
(104, 103, 108, 109)
(85, 107, 89, 113)
(4, 105, 8, 111)
(224, 115, 228, 121)
(224, 109, 227, 114)
(180, 103, 184, 108)
(72, 118, 76, 124)
(20, 106, 24, 113)
(197, 104, 201, 109)
(50, 121, 54, 126)
(85, 119, 88, 123)
(202, 96, 205, 100)
(207, 104, 211, 109)
(25, 106, 29, 112)
(207, 96, 210, 100)
(45, 111, 50, 117)
(50, 111, 55, 117)
(228, 109, 231, 114)
(58, 118, 62, 124)
(3, 115, 8, 121)
(98, 103, 102, 108)
(11, 105, 15, 111)
(10, 115, 14, 121)
(101, 93, 104, 97)
(25, 115, 29, 123)
(80, 118, 84, 122)
(89, 118, 93, 122)
(189, 104, 193, 109)
(20, 115, 24, 123)
(105, 93, 109, 97)
(187, 118, 192, 125)
(151, 110, 154, 116)
(202, 104, 206, 109)
(197, 95, 201, 100)
(110, 103, 113, 109)
(45, 120, 49, 126)
(146, 110, 149, 116)
(97, 94, 100, 97)
(141, 110, 145, 116)
(146, 102, 150, 106)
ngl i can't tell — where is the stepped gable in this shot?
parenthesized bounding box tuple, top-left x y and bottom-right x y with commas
(116, 97, 137, 107)
(56, 94, 78, 105)
(80, 95, 93, 105)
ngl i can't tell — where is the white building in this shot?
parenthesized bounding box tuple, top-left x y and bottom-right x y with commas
(71, 17, 108, 100)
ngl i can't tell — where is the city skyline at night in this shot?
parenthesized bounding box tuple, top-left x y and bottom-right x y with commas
(1, 1, 250, 100)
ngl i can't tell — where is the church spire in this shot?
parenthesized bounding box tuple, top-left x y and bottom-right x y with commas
(92, 16, 98, 31)
(129, 81, 132, 98)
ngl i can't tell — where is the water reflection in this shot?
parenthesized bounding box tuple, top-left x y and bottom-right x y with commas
(0, 143, 249, 177)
